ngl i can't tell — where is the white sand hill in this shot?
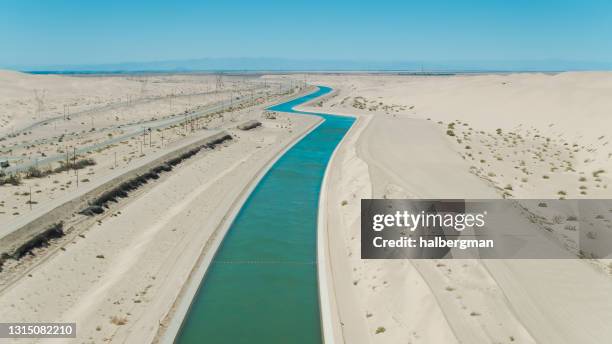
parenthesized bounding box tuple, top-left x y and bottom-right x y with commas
(306, 72, 612, 344)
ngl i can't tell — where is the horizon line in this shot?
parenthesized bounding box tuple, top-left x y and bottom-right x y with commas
(4, 57, 612, 73)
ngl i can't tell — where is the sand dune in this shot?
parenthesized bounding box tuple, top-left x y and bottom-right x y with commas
(307, 72, 612, 343)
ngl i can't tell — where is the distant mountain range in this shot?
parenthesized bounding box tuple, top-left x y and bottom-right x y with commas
(7, 57, 612, 73)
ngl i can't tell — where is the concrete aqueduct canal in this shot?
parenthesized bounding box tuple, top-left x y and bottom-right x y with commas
(177, 86, 354, 343)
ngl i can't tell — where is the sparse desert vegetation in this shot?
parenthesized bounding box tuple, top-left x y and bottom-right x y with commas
(434, 119, 609, 200)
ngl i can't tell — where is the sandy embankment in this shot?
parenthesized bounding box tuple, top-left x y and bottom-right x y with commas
(308, 72, 612, 344)
(0, 84, 319, 343)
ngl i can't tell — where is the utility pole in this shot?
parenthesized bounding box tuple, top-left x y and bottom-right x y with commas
(216, 74, 224, 92)
(29, 185, 32, 210)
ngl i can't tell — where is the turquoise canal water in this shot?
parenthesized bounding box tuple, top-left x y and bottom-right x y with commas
(176, 86, 354, 343)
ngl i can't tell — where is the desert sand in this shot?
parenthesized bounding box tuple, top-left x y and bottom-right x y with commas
(2, 70, 612, 344)
(305, 72, 612, 344)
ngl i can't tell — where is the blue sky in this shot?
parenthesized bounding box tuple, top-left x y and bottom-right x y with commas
(1, 0, 611, 69)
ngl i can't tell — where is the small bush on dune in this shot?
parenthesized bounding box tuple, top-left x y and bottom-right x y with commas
(0, 173, 21, 186)
(110, 315, 128, 326)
